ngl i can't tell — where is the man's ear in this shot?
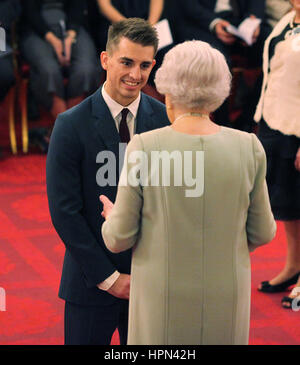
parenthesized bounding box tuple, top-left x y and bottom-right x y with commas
(100, 51, 109, 71)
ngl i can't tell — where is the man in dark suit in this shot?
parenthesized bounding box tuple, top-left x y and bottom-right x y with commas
(164, 0, 269, 64)
(164, 0, 271, 129)
(46, 18, 169, 345)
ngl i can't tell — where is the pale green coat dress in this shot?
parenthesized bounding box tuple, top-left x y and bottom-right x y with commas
(102, 126, 276, 345)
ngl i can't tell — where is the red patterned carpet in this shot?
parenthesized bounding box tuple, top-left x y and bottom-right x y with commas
(0, 153, 299, 345)
(0, 98, 299, 346)
(0, 153, 119, 345)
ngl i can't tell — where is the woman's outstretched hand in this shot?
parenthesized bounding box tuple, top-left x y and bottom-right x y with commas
(100, 195, 114, 220)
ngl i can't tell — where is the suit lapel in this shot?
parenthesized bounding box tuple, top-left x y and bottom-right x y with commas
(91, 90, 155, 151)
(135, 93, 154, 134)
(91, 88, 121, 154)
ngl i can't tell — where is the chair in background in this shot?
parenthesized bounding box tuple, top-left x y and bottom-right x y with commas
(4, 21, 30, 155)
(1, 21, 19, 155)
(17, 60, 30, 153)
(5, 84, 17, 155)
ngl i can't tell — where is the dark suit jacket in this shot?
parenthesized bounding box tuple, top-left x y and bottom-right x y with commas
(164, 0, 266, 44)
(46, 88, 169, 306)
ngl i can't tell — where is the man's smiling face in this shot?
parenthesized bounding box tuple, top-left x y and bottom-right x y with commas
(101, 37, 156, 106)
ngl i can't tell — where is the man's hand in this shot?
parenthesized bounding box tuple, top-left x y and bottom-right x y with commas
(215, 19, 237, 45)
(295, 147, 300, 172)
(107, 274, 130, 300)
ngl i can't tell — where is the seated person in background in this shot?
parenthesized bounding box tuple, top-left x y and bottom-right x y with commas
(178, 0, 272, 131)
(0, 0, 21, 157)
(199, 0, 271, 67)
(19, 0, 101, 120)
(163, 0, 271, 128)
(163, 0, 271, 67)
(0, 0, 20, 102)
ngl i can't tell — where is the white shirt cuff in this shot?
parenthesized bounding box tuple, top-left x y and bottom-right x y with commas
(97, 271, 120, 291)
(210, 18, 223, 32)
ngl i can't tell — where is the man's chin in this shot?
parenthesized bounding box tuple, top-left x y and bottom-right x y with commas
(122, 88, 142, 99)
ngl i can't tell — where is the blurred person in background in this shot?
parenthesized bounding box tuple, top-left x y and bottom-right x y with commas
(162, 0, 272, 130)
(0, 0, 20, 101)
(265, 0, 292, 28)
(0, 0, 21, 157)
(20, 0, 101, 121)
(255, 1, 300, 309)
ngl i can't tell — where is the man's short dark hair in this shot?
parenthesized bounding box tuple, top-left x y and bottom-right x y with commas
(106, 18, 159, 56)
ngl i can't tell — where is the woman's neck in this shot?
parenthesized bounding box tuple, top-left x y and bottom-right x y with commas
(171, 112, 221, 136)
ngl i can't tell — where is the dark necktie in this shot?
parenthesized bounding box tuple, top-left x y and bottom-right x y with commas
(119, 108, 130, 144)
(230, 0, 240, 18)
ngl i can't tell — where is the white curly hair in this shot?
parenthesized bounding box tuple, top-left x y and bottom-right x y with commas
(155, 40, 232, 112)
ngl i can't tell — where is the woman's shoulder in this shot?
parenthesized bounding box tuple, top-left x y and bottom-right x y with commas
(220, 128, 264, 158)
(219, 126, 255, 141)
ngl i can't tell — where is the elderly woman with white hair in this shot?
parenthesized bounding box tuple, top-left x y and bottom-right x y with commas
(100, 40, 276, 345)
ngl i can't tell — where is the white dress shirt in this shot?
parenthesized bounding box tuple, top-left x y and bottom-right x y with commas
(97, 83, 141, 291)
(215, 0, 232, 13)
(101, 82, 141, 139)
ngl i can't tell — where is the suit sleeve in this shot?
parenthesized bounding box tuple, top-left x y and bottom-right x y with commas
(102, 134, 144, 253)
(246, 134, 276, 251)
(46, 114, 117, 288)
(66, 0, 85, 33)
(181, 0, 216, 30)
(246, 0, 266, 20)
